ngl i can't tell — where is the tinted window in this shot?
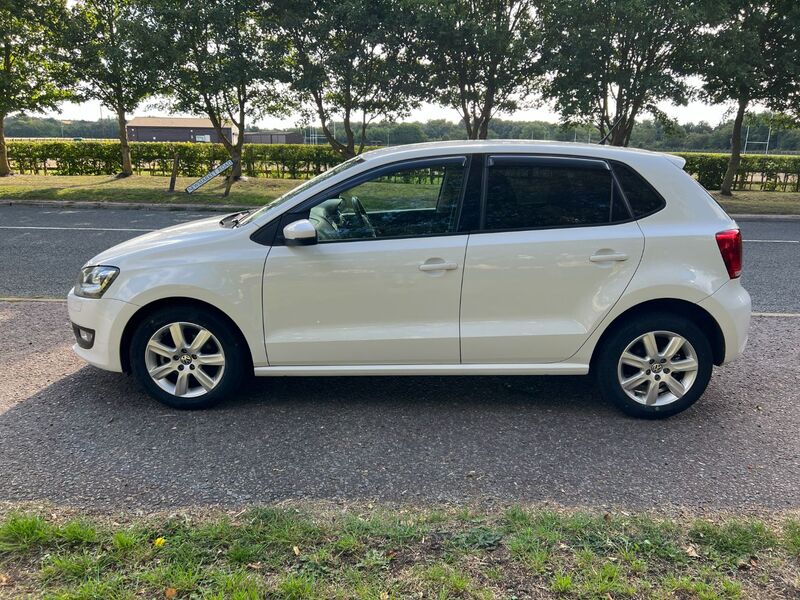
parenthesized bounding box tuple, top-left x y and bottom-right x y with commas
(484, 161, 629, 230)
(612, 162, 665, 217)
(309, 161, 466, 242)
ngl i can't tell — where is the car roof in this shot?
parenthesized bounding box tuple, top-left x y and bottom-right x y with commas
(361, 140, 686, 168)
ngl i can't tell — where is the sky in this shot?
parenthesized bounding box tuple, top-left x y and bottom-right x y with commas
(45, 95, 739, 129)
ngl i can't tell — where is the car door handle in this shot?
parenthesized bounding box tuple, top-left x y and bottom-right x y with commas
(419, 261, 459, 272)
(590, 252, 629, 262)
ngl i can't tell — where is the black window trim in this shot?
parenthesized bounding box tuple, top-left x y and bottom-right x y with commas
(262, 155, 473, 246)
(476, 152, 636, 235)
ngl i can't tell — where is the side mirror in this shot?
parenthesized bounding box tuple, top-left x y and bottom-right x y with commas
(283, 219, 318, 246)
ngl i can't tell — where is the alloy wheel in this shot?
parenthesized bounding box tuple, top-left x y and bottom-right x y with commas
(616, 330, 699, 407)
(144, 321, 226, 398)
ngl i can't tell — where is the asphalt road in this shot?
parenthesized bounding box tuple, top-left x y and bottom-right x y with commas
(0, 204, 798, 511)
(0, 301, 798, 511)
(1, 204, 798, 312)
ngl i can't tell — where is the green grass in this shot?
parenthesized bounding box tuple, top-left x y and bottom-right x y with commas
(1, 507, 799, 599)
(709, 190, 800, 215)
(0, 174, 300, 206)
(2, 174, 799, 215)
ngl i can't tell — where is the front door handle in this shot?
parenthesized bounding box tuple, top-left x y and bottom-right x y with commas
(419, 260, 459, 272)
(590, 252, 629, 263)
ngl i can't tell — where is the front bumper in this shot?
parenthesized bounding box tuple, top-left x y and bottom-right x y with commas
(698, 279, 751, 364)
(67, 289, 139, 372)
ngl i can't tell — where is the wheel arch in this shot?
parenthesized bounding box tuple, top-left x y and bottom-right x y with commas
(119, 297, 254, 374)
(590, 298, 726, 371)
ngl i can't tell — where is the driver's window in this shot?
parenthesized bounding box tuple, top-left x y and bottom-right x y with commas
(309, 160, 466, 242)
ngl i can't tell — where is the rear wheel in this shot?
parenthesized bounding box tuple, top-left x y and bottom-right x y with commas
(595, 314, 713, 418)
(130, 306, 247, 409)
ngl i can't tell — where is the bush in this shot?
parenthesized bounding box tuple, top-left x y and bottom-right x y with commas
(7, 141, 347, 178)
(676, 152, 800, 192)
(8, 142, 800, 192)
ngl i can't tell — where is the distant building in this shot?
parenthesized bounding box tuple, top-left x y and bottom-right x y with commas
(242, 131, 303, 145)
(126, 117, 238, 144)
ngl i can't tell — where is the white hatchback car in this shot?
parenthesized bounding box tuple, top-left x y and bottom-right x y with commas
(68, 141, 750, 418)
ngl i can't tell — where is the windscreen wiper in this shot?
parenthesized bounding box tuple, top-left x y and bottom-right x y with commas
(220, 210, 252, 228)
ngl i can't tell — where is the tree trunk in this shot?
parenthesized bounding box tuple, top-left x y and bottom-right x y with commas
(465, 115, 479, 140)
(609, 116, 630, 146)
(0, 114, 10, 177)
(116, 104, 133, 177)
(230, 145, 243, 179)
(477, 115, 490, 140)
(721, 96, 748, 196)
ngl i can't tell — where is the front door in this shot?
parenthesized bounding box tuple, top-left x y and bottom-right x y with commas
(460, 155, 645, 363)
(263, 157, 470, 366)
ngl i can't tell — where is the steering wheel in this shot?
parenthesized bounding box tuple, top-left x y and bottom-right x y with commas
(349, 196, 376, 238)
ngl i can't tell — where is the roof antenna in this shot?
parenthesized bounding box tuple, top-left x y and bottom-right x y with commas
(598, 116, 624, 145)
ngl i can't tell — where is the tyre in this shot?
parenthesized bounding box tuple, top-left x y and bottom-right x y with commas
(130, 305, 248, 409)
(594, 314, 713, 419)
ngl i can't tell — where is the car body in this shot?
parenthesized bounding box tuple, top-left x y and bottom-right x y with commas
(68, 140, 750, 417)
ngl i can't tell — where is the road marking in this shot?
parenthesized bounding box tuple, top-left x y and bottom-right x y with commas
(0, 297, 66, 303)
(752, 312, 800, 318)
(0, 225, 154, 232)
(743, 239, 799, 244)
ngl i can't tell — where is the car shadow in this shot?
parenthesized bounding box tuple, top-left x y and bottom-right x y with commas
(1, 353, 798, 511)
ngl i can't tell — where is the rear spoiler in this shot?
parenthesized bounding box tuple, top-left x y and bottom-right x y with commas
(664, 153, 686, 169)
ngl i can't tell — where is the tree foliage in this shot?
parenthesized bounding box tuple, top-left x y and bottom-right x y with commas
(0, 0, 73, 175)
(699, 0, 800, 194)
(414, 0, 543, 139)
(276, 0, 425, 158)
(539, 0, 710, 146)
(140, 0, 289, 177)
(67, 0, 160, 175)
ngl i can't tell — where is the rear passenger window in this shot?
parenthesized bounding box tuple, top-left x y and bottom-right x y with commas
(484, 157, 630, 230)
(612, 162, 666, 217)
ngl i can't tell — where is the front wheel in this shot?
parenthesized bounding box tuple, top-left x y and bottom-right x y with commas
(594, 315, 713, 419)
(130, 306, 248, 409)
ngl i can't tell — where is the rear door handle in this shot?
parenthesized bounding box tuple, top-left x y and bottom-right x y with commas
(419, 261, 459, 272)
(590, 252, 629, 262)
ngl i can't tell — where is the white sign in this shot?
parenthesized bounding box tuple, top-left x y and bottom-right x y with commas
(185, 160, 234, 194)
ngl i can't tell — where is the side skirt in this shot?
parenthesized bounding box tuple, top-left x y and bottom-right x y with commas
(253, 363, 589, 377)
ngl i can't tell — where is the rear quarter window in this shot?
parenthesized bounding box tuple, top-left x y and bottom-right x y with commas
(611, 161, 666, 218)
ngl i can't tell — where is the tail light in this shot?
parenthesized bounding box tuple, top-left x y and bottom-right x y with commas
(716, 229, 742, 279)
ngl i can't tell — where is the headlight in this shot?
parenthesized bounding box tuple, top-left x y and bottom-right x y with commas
(75, 265, 119, 299)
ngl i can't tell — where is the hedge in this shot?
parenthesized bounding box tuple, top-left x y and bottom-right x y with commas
(6, 141, 345, 179)
(6, 141, 800, 192)
(676, 152, 800, 192)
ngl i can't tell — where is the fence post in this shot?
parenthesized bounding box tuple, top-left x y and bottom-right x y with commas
(168, 154, 179, 192)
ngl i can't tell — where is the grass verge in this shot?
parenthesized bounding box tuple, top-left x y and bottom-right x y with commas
(709, 191, 800, 216)
(1, 506, 799, 599)
(1, 175, 799, 215)
(0, 174, 300, 207)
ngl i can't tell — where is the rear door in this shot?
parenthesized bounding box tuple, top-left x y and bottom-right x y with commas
(460, 155, 645, 364)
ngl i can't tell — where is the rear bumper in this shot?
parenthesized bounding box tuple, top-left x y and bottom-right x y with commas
(67, 289, 139, 372)
(699, 279, 751, 364)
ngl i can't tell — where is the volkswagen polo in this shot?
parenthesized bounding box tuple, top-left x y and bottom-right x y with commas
(67, 141, 750, 418)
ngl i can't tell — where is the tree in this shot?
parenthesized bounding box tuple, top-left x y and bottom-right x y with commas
(700, 0, 800, 195)
(67, 0, 159, 176)
(414, 0, 543, 140)
(539, 0, 709, 146)
(0, 0, 73, 176)
(276, 0, 425, 158)
(141, 0, 289, 178)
